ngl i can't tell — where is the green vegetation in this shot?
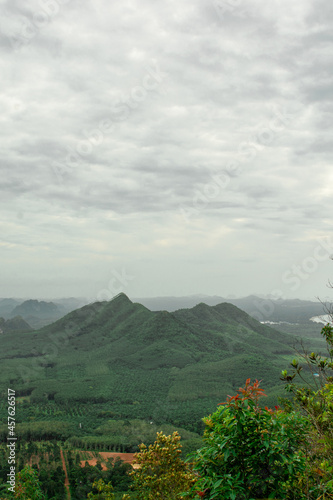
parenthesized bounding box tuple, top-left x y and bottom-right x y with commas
(0, 441, 134, 499)
(1, 293, 325, 437)
(0, 316, 32, 334)
(0, 295, 331, 499)
(130, 331, 333, 498)
(65, 419, 201, 455)
(13, 466, 45, 499)
(131, 432, 196, 499)
(189, 379, 309, 499)
(281, 323, 333, 498)
(68, 454, 133, 499)
(87, 479, 130, 500)
(0, 442, 65, 499)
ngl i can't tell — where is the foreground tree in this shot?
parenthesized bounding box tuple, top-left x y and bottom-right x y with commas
(189, 379, 309, 499)
(12, 466, 44, 500)
(131, 431, 196, 499)
(281, 323, 333, 498)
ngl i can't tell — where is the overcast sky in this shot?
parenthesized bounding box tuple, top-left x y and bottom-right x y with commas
(1, 0, 333, 302)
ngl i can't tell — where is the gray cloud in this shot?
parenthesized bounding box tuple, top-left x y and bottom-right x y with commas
(0, 0, 333, 300)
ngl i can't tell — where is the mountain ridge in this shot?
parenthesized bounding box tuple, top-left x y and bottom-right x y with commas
(0, 293, 327, 430)
(0, 316, 32, 334)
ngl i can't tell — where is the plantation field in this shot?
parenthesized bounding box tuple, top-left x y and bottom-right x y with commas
(77, 451, 137, 470)
(0, 440, 138, 499)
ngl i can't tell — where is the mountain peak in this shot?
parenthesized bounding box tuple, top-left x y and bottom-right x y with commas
(110, 292, 132, 304)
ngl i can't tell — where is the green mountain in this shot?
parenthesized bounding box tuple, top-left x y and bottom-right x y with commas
(0, 315, 32, 334)
(0, 293, 322, 431)
(134, 294, 329, 323)
(9, 299, 67, 329)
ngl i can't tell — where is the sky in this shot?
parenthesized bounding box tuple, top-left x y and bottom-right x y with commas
(1, 0, 333, 302)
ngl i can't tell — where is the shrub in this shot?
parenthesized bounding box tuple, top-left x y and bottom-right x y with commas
(281, 323, 333, 498)
(87, 479, 131, 499)
(189, 379, 309, 499)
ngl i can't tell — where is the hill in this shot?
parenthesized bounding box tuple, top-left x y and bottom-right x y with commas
(0, 293, 320, 434)
(0, 316, 32, 334)
(9, 299, 67, 329)
(0, 298, 22, 317)
(134, 294, 329, 323)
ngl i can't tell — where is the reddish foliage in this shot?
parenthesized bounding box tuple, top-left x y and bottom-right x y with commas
(197, 488, 210, 497)
(219, 379, 269, 408)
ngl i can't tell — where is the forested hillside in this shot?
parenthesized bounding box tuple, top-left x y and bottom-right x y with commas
(0, 293, 325, 436)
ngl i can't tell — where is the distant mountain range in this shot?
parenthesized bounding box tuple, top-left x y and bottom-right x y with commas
(133, 295, 330, 323)
(0, 295, 329, 330)
(0, 293, 326, 428)
(0, 298, 22, 317)
(0, 298, 87, 329)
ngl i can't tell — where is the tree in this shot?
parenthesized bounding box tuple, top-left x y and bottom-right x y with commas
(131, 431, 196, 499)
(87, 478, 130, 499)
(12, 466, 45, 500)
(281, 323, 333, 498)
(189, 379, 309, 499)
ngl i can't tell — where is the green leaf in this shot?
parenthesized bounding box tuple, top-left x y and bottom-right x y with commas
(213, 478, 223, 489)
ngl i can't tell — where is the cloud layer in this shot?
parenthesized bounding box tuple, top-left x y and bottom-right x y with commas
(1, 0, 333, 301)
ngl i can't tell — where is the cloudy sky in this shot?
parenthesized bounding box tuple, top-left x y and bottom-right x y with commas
(1, 0, 333, 302)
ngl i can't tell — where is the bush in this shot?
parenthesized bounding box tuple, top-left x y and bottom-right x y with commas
(87, 479, 131, 500)
(189, 379, 309, 499)
(281, 323, 333, 498)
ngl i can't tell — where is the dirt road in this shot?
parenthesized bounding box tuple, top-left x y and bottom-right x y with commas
(60, 447, 71, 500)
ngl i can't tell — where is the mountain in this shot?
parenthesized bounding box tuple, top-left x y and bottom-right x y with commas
(0, 316, 32, 334)
(134, 295, 329, 323)
(226, 296, 330, 324)
(9, 299, 67, 329)
(1, 292, 320, 432)
(132, 295, 224, 312)
(0, 298, 22, 318)
(53, 297, 91, 312)
(0, 296, 89, 327)
(173, 301, 297, 354)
